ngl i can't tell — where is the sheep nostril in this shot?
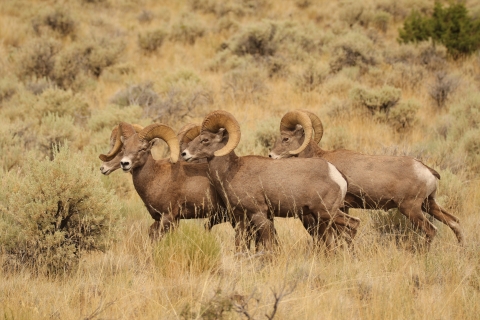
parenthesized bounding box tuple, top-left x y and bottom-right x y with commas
(268, 154, 272, 158)
(100, 166, 104, 171)
(181, 152, 186, 156)
(121, 161, 129, 167)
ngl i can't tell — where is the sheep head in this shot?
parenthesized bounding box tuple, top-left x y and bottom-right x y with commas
(182, 110, 239, 161)
(99, 124, 144, 174)
(119, 122, 179, 172)
(269, 110, 320, 159)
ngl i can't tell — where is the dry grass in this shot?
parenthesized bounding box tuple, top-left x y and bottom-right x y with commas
(1, 0, 480, 319)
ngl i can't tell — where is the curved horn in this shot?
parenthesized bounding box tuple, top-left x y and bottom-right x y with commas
(299, 110, 323, 143)
(179, 125, 202, 144)
(177, 123, 198, 144)
(138, 123, 180, 163)
(201, 110, 241, 157)
(99, 125, 122, 162)
(132, 123, 144, 133)
(279, 110, 313, 155)
(99, 123, 145, 162)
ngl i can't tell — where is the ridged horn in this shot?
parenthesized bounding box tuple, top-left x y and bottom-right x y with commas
(279, 110, 313, 155)
(299, 110, 323, 143)
(201, 110, 241, 157)
(138, 123, 179, 163)
(177, 123, 195, 144)
(99, 123, 145, 162)
(178, 124, 202, 150)
(99, 125, 122, 162)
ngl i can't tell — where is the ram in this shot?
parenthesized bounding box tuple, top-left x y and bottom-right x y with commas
(99, 123, 228, 239)
(269, 110, 464, 246)
(181, 110, 360, 251)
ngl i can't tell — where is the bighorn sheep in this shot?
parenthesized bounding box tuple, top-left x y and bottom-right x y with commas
(99, 123, 228, 238)
(269, 110, 464, 246)
(181, 110, 360, 251)
(100, 124, 143, 175)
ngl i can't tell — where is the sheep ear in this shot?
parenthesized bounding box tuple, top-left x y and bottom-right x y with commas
(120, 135, 126, 143)
(294, 124, 304, 137)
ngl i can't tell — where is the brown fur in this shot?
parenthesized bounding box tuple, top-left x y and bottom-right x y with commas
(270, 124, 464, 246)
(115, 123, 228, 239)
(183, 127, 360, 251)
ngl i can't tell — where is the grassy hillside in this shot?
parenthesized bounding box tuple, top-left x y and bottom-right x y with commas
(0, 0, 479, 319)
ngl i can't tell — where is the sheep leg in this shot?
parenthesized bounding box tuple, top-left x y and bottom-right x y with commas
(423, 197, 464, 245)
(251, 212, 276, 252)
(316, 209, 361, 232)
(399, 201, 437, 246)
(149, 214, 178, 240)
(301, 214, 336, 250)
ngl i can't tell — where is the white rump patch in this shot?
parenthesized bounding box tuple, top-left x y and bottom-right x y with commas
(413, 161, 437, 198)
(328, 162, 347, 198)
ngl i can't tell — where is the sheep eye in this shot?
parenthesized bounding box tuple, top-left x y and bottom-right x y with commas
(282, 137, 289, 143)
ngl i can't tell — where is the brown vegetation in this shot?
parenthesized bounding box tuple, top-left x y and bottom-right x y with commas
(0, 0, 479, 318)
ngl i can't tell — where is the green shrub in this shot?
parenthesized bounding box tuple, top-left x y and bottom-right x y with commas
(169, 13, 206, 45)
(398, 9, 431, 43)
(329, 31, 376, 73)
(350, 85, 402, 116)
(0, 146, 121, 274)
(34, 88, 90, 123)
(82, 38, 125, 78)
(138, 29, 167, 53)
(387, 99, 420, 132)
(16, 37, 60, 81)
(37, 113, 79, 158)
(373, 10, 391, 33)
(153, 221, 221, 275)
(293, 60, 328, 92)
(398, 2, 480, 59)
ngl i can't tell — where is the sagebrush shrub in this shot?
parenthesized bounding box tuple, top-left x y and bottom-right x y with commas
(32, 7, 76, 38)
(350, 85, 401, 116)
(0, 146, 121, 274)
(16, 37, 60, 81)
(138, 29, 167, 53)
(222, 66, 269, 105)
(169, 13, 205, 44)
(339, 2, 372, 28)
(293, 61, 328, 92)
(37, 113, 79, 158)
(387, 99, 419, 132)
(34, 88, 90, 123)
(329, 31, 376, 73)
(0, 77, 18, 104)
(428, 71, 459, 109)
(0, 122, 25, 172)
(110, 82, 159, 109)
(373, 10, 391, 33)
